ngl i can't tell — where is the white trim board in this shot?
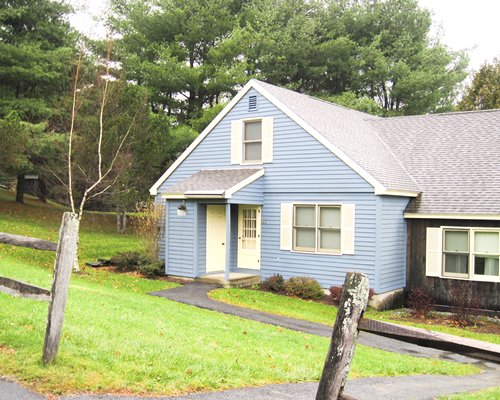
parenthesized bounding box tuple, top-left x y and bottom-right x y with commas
(161, 169, 264, 200)
(405, 213, 500, 221)
(150, 79, 419, 198)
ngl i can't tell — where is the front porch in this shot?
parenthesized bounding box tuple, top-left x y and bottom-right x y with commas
(196, 272, 261, 288)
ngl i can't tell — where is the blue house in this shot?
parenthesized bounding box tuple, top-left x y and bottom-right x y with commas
(151, 79, 500, 310)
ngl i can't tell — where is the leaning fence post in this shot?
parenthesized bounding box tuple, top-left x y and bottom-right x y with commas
(316, 272, 369, 400)
(42, 212, 79, 365)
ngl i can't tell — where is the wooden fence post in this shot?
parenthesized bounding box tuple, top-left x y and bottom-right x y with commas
(42, 212, 79, 365)
(316, 272, 369, 400)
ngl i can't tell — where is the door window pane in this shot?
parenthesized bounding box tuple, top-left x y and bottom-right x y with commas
(444, 254, 468, 274)
(244, 142, 261, 161)
(295, 206, 315, 226)
(474, 256, 499, 276)
(319, 207, 340, 228)
(244, 121, 262, 141)
(295, 228, 315, 249)
(444, 231, 469, 252)
(474, 232, 499, 254)
(319, 230, 340, 251)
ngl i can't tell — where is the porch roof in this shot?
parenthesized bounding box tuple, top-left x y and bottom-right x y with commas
(162, 168, 264, 199)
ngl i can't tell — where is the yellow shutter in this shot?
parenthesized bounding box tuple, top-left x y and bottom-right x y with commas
(280, 203, 293, 250)
(231, 120, 243, 164)
(261, 116, 274, 163)
(426, 227, 442, 277)
(341, 204, 355, 255)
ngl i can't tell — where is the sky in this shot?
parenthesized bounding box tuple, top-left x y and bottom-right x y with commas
(68, 0, 500, 73)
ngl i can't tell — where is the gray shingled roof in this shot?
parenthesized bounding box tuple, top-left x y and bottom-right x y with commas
(371, 110, 500, 215)
(164, 169, 262, 195)
(256, 80, 420, 193)
(255, 80, 500, 216)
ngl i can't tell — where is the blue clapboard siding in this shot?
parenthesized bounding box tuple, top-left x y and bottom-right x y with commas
(157, 88, 373, 193)
(261, 193, 378, 290)
(165, 199, 197, 278)
(378, 196, 409, 292)
(158, 89, 408, 292)
(229, 177, 263, 204)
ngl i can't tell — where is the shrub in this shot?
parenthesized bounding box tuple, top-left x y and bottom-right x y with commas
(449, 281, 480, 327)
(408, 287, 433, 318)
(139, 262, 165, 278)
(110, 252, 148, 271)
(135, 200, 165, 261)
(284, 276, 324, 300)
(329, 285, 343, 303)
(260, 274, 285, 293)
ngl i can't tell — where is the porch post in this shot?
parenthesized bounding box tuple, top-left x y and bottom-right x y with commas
(225, 203, 231, 282)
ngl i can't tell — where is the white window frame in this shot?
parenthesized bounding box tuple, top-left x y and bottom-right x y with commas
(292, 204, 342, 255)
(242, 119, 262, 164)
(441, 227, 500, 283)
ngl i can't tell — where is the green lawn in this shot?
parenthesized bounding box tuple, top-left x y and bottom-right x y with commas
(209, 288, 500, 345)
(438, 387, 500, 399)
(0, 190, 482, 395)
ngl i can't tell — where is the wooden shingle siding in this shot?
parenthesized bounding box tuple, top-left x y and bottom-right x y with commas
(378, 196, 409, 292)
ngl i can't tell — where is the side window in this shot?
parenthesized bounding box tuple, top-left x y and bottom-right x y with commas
(292, 205, 342, 253)
(474, 231, 499, 277)
(243, 121, 262, 163)
(443, 230, 469, 277)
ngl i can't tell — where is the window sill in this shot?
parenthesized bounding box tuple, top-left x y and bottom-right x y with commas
(290, 249, 343, 256)
(438, 274, 500, 283)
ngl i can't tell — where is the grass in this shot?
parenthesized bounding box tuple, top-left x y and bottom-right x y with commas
(437, 387, 500, 399)
(0, 189, 482, 395)
(209, 288, 500, 345)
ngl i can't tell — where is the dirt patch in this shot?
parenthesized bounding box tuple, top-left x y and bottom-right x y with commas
(377, 310, 500, 336)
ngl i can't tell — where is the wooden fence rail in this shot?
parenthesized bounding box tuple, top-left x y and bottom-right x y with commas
(0, 232, 57, 251)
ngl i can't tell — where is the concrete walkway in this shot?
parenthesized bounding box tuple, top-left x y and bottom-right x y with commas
(149, 283, 483, 364)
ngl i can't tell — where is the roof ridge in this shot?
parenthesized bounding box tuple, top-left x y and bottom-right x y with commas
(381, 108, 500, 120)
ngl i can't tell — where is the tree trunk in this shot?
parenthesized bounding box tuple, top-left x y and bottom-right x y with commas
(72, 243, 80, 273)
(116, 211, 127, 234)
(16, 173, 25, 203)
(316, 272, 369, 400)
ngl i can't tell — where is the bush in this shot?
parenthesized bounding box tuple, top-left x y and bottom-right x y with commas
(284, 276, 324, 300)
(139, 262, 165, 278)
(110, 252, 148, 271)
(135, 200, 165, 261)
(329, 285, 344, 303)
(260, 274, 285, 293)
(408, 288, 433, 318)
(329, 285, 376, 304)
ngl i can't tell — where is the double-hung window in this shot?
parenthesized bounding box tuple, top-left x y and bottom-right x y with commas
(429, 227, 500, 282)
(293, 205, 341, 253)
(243, 121, 262, 163)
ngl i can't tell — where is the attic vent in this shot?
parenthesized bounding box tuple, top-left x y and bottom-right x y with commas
(248, 95, 257, 111)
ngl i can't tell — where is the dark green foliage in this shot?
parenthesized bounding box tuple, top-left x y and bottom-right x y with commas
(111, 0, 468, 118)
(138, 262, 165, 278)
(458, 59, 500, 111)
(260, 274, 285, 293)
(110, 251, 149, 271)
(0, 0, 75, 121)
(408, 287, 433, 318)
(284, 276, 324, 300)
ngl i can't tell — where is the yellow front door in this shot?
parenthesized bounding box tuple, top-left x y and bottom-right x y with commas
(206, 205, 226, 273)
(237, 206, 261, 270)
